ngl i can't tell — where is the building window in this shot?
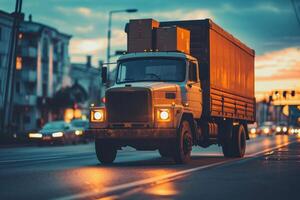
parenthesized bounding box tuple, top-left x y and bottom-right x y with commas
(16, 81, 20, 94)
(24, 116, 31, 124)
(42, 38, 49, 61)
(16, 56, 22, 70)
(18, 33, 23, 40)
(42, 83, 47, 96)
(60, 43, 64, 60)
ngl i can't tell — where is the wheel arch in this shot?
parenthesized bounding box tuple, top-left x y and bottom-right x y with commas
(178, 112, 196, 142)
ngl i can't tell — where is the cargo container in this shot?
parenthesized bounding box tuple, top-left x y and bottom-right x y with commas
(89, 18, 255, 165)
(160, 19, 255, 121)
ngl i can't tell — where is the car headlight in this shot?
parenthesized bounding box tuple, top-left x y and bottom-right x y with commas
(52, 132, 64, 137)
(75, 130, 83, 136)
(276, 127, 281, 132)
(291, 129, 295, 134)
(29, 133, 42, 138)
(263, 128, 270, 134)
(91, 109, 105, 122)
(157, 108, 171, 122)
(282, 127, 287, 132)
(250, 128, 256, 134)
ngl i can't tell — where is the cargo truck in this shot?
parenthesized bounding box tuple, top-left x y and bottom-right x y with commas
(89, 18, 255, 164)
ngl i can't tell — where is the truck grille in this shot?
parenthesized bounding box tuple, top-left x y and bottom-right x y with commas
(106, 88, 151, 123)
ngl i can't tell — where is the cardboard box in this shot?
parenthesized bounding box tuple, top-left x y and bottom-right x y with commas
(128, 37, 153, 52)
(156, 26, 190, 54)
(128, 18, 159, 38)
(127, 19, 159, 52)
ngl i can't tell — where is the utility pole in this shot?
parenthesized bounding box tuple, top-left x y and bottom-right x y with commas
(1, 0, 23, 135)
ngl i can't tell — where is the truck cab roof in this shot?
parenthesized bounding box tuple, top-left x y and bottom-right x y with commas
(118, 52, 197, 62)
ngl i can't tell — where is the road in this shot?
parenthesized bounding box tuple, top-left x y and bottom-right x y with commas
(0, 134, 299, 200)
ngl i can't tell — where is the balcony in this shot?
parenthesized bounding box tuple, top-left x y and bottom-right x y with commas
(15, 94, 37, 106)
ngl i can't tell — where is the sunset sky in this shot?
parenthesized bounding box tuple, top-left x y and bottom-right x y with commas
(1, 0, 300, 98)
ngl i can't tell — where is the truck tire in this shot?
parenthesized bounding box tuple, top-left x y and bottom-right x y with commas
(95, 139, 117, 164)
(173, 120, 193, 164)
(222, 124, 246, 158)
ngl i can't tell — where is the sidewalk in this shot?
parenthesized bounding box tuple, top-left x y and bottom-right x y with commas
(0, 134, 32, 148)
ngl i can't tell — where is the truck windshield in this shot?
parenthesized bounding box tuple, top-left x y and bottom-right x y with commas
(116, 58, 186, 83)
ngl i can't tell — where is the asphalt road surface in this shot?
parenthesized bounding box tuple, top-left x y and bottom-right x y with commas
(0, 134, 299, 200)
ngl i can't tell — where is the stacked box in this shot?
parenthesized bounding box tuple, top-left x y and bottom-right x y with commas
(127, 19, 159, 52)
(155, 26, 190, 54)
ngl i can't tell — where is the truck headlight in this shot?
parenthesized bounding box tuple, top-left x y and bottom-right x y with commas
(91, 109, 105, 122)
(52, 132, 64, 137)
(157, 108, 171, 122)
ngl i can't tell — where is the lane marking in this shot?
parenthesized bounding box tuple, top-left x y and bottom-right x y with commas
(0, 153, 95, 164)
(0, 147, 139, 164)
(55, 139, 297, 200)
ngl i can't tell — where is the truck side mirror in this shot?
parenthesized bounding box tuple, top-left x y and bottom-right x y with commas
(102, 67, 107, 83)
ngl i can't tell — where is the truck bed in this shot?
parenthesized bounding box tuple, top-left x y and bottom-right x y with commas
(160, 19, 255, 122)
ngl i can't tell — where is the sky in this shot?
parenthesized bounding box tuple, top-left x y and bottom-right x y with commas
(1, 0, 300, 98)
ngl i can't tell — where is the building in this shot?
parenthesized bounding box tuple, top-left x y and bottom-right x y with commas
(1, 11, 72, 132)
(0, 11, 13, 120)
(69, 56, 101, 118)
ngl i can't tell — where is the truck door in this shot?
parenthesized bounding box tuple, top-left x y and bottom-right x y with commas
(186, 61, 202, 118)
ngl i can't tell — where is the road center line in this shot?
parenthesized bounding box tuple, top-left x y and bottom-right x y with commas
(54, 139, 297, 200)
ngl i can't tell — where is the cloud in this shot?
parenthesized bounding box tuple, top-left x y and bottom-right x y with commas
(56, 6, 213, 21)
(69, 28, 127, 63)
(218, 2, 291, 14)
(255, 47, 300, 70)
(256, 62, 300, 81)
(132, 9, 214, 21)
(255, 47, 300, 93)
(76, 7, 92, 17)
(74, 25, 94, 34)
(56, 6, 105, 19)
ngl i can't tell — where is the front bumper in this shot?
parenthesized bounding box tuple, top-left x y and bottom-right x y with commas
(29, 136, 64, 143)
(88, 128, 177, 139)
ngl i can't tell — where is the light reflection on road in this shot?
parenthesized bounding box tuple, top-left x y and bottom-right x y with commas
(63, 167, 178, 194)
(144, 181, 178, 197)
(59, 135, 298, 197)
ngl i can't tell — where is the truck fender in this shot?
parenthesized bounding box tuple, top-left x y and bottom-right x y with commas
(177, 112, 197, 143)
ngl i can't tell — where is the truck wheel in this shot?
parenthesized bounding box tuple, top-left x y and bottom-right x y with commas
(222, 124, 246, 158)
(95, 139, 117, 164)
(173, 120, 193, 164)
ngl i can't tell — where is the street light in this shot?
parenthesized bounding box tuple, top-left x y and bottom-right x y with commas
(106, 8, 138, 85)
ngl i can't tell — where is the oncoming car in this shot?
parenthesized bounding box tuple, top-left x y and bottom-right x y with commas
(257, 121, 276, 136)
(71, 119, 90, 142)
(28, 121, 79, 145)
(275, 121, 288, 135)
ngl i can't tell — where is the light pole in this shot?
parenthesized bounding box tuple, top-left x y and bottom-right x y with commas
(106, 9, 138, 86)
(1, 0, 23, 134)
